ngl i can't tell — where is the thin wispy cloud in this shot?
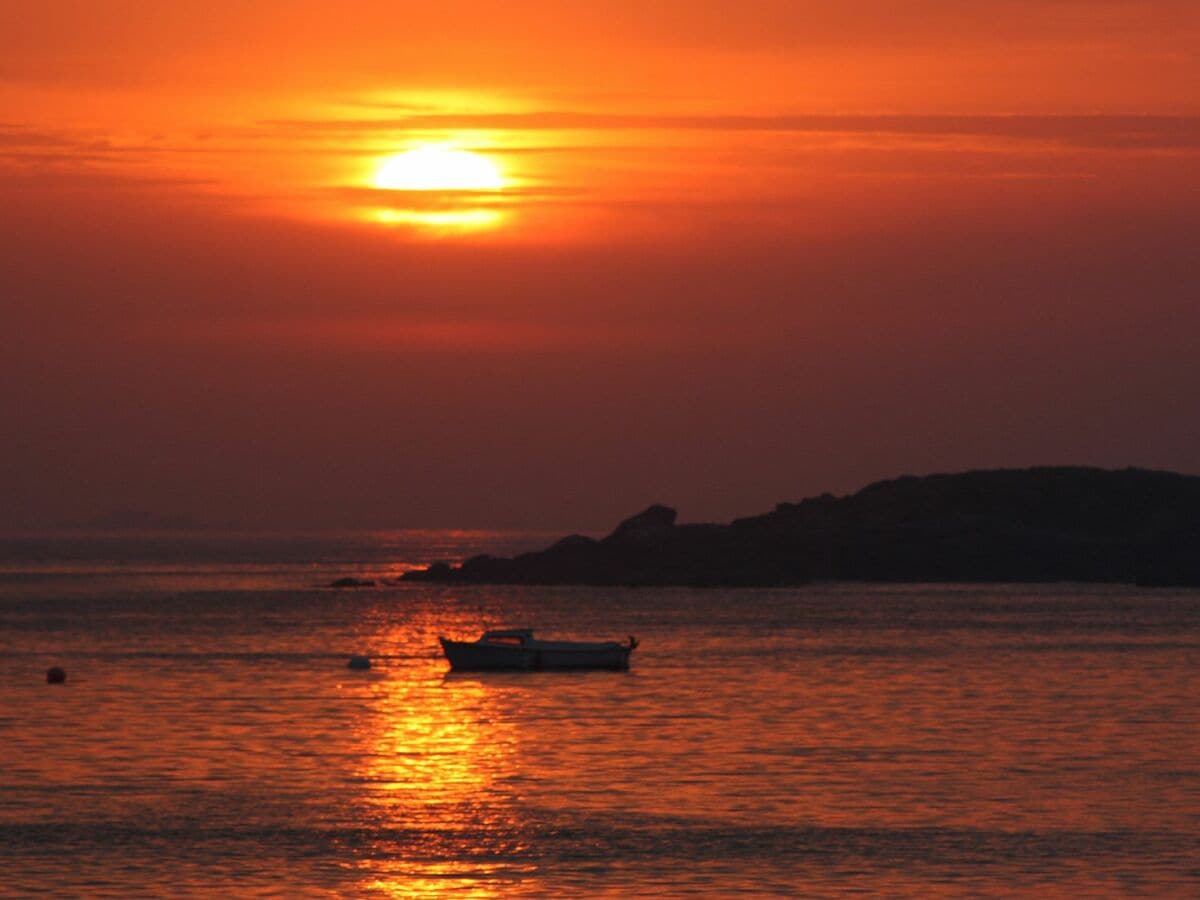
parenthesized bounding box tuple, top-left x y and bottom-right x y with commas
(261, 113, 1200, 151)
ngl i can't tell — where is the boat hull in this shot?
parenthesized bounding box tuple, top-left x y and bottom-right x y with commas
(531, 642, 632, 671)
(439, 637, 536, 671)
(439, 635, 634, 672)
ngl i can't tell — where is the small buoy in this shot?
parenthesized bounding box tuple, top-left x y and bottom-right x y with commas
(46, 667, 66, 684)
(347, 655, 371, 670)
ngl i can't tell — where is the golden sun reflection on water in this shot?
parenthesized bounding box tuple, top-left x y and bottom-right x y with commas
(362, 862, 537, 899)
(351, 614, 531, 896)
(359, 669, 511, 807)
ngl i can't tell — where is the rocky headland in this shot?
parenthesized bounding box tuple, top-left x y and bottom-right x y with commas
(402, 467, 1200, 586)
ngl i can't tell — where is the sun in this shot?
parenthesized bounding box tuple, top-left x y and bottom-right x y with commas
(373, 145, 504, 191)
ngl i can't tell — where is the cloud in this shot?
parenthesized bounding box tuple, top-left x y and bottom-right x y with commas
(262, 113, 1200, 152)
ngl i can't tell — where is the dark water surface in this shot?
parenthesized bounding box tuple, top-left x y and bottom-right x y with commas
(0, 534, 1197, 896)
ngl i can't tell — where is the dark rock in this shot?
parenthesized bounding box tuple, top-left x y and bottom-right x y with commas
(400, 467, 1200, 587)
(546, 534, 598, 553)
(46, 667, 66, 684)
(347, 655, 372, 670)
(329, 577, 375, 588)
(604, 505, 677, 546)
(402, 561, 458, 583)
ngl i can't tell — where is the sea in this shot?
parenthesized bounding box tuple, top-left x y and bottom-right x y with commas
(0, 530, 1197, 897)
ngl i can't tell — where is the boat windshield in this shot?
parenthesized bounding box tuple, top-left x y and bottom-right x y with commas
(480, 631, 531, 645)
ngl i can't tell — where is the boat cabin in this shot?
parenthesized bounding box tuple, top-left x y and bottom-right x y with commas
(479, 629, 534, 645)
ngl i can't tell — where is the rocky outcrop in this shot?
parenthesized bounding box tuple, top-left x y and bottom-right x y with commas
(605, 504, 677, 545)
(401, 467, 1200, 586)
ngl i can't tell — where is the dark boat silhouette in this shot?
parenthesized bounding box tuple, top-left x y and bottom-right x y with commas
(439, 629, 637, 671)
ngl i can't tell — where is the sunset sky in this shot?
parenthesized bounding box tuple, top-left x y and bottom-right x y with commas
(3, 1, 1198, 530)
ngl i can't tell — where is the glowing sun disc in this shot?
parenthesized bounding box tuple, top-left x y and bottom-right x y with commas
(373, 146, 504, 191)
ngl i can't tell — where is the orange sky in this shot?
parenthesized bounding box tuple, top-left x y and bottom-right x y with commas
(2, 2, 1199, 529)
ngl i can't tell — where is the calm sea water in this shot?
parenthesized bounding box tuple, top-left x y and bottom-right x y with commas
(0, 532, 1197, 897)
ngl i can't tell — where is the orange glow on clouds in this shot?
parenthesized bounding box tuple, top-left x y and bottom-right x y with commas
(2, 2, 1195, 244)
(3, 1, 1200, 534)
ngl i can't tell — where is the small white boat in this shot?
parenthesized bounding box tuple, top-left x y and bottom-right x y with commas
(439, 629, 637, 672)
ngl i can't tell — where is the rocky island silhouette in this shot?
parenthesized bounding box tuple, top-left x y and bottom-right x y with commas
(403, 467, 1200, 586)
